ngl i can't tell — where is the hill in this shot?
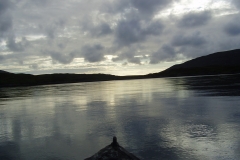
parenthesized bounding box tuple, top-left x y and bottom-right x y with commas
(1, 49, 240, 87)
(147, 49, 240, 78)
(0, 73, 122, 87)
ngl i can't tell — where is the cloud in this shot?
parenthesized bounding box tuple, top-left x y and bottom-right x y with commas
(47, 50, 75, 64)
(29, 64, 39, 69)
(0, 55, 4, 61)
(81, 20, 112, 37)
(129, 0, 174, 17)
(81, 44, 105, 62)
(150, 44, 176, 64)
(0, 13, 12, 35)
(93, 23, 112, 36)
(104, 0, 175, 18)
(7, 36, 28, 52)
(231, 0, 240, 9)
(0, 0, 10, 14)
(171, 32, 206, 47)
(30, 0, 51, 7)
(114, 18, 164, 47)
(112, 50, 141, 64)
(1, 0, 240, 75)
(224, 20, 240, 36)
(0, 0, 12, 37)
(40, 19, 67, 39)
(178, 11, 212, 28)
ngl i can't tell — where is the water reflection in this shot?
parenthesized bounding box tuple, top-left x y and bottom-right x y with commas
(0, 76, 240, 159)
(168, 74, 240, 96)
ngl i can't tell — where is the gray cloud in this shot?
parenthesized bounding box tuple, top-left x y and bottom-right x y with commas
(231, 0, 240, 9)
(178, 11, 212, 28)
(0, 55, 4, 61)
(7, 36, 28, 52)
(0, 13, 12, 34)
(171, 32, 206, 47)
(42, 19, 67, 39)
(31, 0, 51, 7)
(29, 64, 39, 69)
(81, 44, 105, 62)
(94, 23, 112, 36)
(150, 44, 176, 64)
(81, 20, 112, 37)
(1, 0, 240, 75)
(0, 0, 12, 37)
(104, 0, 175, 18)
(0, 0, 11, 14)
(45, 27, 56, 39)
(48, 50, 75, 64)
(130, 0, 174, 17)
(224, 20, 240, 36)
(112, 50, 141, 64)
(114, 18, 164, 47)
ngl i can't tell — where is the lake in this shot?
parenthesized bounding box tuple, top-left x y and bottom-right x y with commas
(0, 74, 240, 160)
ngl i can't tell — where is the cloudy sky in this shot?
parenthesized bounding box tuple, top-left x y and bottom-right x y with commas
(0, 0, 240, 75)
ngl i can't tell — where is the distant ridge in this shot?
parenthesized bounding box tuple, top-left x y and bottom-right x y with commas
(1, 49, 240, 87)
(0, 70, 11, 74)
(170, 49, 240, 69)
(148, 49, 240, 77)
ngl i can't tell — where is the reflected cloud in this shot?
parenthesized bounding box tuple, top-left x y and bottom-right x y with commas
(0, 76, 240, 159)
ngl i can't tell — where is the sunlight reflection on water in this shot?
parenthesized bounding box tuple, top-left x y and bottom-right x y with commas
(0, 75, 240, 160)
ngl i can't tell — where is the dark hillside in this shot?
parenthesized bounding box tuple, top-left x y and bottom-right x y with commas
(170, 49, 240, 69)
(1, 49, 240, 87)
(0, 70, 12, 74)
(148, 49, 240, 78)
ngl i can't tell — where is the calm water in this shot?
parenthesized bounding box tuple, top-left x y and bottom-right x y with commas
(0, 74, 240, 160)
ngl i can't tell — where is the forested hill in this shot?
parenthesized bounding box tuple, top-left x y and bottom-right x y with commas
(147, 49, 240, 78)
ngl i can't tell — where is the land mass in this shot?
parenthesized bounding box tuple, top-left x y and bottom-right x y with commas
(147, 49, 240, 78)
(1, 49, 240, 87)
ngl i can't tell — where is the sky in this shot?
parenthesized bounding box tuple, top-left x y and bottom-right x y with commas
(0, 0, 240, 76)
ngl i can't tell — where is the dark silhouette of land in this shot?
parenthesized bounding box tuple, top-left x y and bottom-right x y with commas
(147, 49, 240, 78)
(1, 49, 240, 87)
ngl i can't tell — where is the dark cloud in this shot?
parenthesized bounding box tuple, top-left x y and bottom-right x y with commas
(43, 20, 66, 39)
(7, 36, 28, 52)
(178, 11, 212, 28)
(94, 23, 112, 36)
(45, 27, 55, 39)
(171, 32, 206, 47)
(81, 44, 105, 62)
(0, 13, 12, 34)
(81, 20, 112, 37)
(130, 0, 173, 17)
(48, 51, 75, 64)
(224, 21, 240, 36)
(0, 0, 11, 14)
(150, 44, 176, 64)
(0, 0, 12, 36)
(114, 18, 164, 47)
(0, 55, 4, 61)
(104, 0, 175, 18)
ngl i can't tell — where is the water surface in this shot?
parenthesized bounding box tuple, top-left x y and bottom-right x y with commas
(0, 74, 240, 160)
